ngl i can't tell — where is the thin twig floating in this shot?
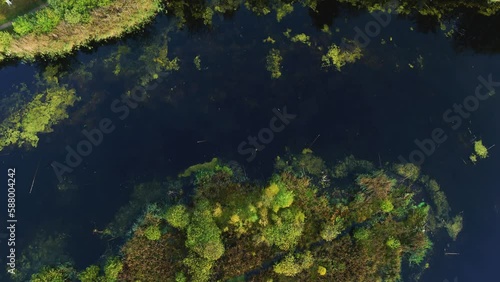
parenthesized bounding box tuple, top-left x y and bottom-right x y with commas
(29, 160, 41, 194)
(444, 252, 460, 256)
(309, 134, 320, 148)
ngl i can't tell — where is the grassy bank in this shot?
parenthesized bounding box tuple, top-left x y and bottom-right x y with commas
(0, 0, 45, 25)
(0, 0, 162, 62)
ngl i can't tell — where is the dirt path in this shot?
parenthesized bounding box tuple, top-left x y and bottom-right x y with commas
(0, 3, 48, 30)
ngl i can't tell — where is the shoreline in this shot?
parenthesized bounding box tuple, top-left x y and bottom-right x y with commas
(0, 0, 161, 63)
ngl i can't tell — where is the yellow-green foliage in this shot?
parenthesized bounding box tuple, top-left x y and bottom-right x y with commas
(78, 265, 101, 282)
(380, 199, 394, 213)
(266, 48, 283, 79)
(290, 33, 311, 46)
(446, 215, 463, 240)
(104, 257, 123, 282)
(0, 85, 79, 152)
(31, 265, 74, 282)
(165, 204, 191, 229)
(179, 158, 219, 177)
(320, 217, 345, 241)
(2, 0, 162, 63)
(321, 43, 363, 71)
(261, 208, 304, 250)
(386, 236, 401, 249)
(317, 265, 327, 275)
(0, 31, 12, 52)
(393, 163, 420, 181)
(275, 3, 294, 22)
(194, 55, 202, 70)
(183, 254, 213, 282)
(474, 140, 489, 158)
(144, 225, 162, 240)
(273, 252, 313, 277)
(353, 227, 370, 241)
(186, 204, 225, 261)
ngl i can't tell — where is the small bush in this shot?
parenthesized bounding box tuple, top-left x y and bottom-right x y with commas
(144, 225, 162, 241)
(13, 15, 35, 36)
(164, 205, 190, 229)
(0, 31, 13, 52)
(34, 8, 61, 34)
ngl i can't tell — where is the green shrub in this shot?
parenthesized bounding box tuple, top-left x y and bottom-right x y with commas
(186, 209, 224, 261)
(353, 228, 370, 241)
(380, 199, 394, 213)
(386, 236, 401, 249)
(13, 15, 35, 36)
(103, 257, 123, 282)
(34, 8, 61, 34)
(77, 265, 101, 282)
(144, 225, 162, 241)
(165, 204, 190, 229)
(0, 31, 13, 52)
(31, 265, 74, 282)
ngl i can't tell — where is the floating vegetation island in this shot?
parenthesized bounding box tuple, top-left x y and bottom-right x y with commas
(17, 152, 462, 281)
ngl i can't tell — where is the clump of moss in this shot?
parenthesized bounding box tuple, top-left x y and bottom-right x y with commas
(266, 48, 283, 79)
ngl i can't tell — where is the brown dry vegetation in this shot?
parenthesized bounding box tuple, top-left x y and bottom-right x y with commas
(1, 0, 160, 61)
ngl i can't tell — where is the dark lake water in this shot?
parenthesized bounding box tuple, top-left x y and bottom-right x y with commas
(0, 3, 499, 282)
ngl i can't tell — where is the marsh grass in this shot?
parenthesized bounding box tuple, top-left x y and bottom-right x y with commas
(0, 0, 161, 62)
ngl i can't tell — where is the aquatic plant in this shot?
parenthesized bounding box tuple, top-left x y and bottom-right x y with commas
(194, 55, 202, 70)
(470, 139, 489, 163)
(0, 85, 79, 152)
(321, 42, 363, 71)
(290, 33, 311, 46)
(179, 157, 219, 177)
(446, 215, 463, 240)
(266, 48, 283, 79)
(393, 163, 420, 181)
